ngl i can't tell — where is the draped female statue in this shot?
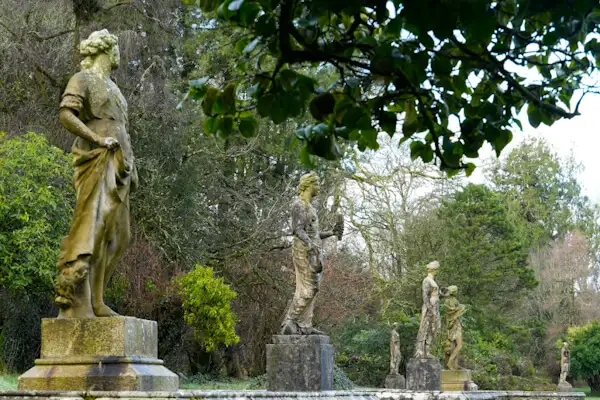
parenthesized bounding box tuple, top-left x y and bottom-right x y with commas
(54, 29, 138, 318)
(443, 285, 466, 370)
(414, 261, 442, 358)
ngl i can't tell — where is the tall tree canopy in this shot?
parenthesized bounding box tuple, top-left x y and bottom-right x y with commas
(181, 0, 600, 173)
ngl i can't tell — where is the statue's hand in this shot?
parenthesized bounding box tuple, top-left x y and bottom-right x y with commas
(102, 137, 121, 150)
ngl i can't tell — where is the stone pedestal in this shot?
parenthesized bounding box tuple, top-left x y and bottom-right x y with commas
(266, 335, 333, 391)
(442, 369, 475, 391)
(18, 317, 178, 391)
(406, 358, 442, 391)
(557, 381, 573, 392)
(384, 373, 406, 389)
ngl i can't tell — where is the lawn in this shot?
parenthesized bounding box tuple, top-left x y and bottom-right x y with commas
(574, 387, 600, 400)
(0, 375, 17, 390)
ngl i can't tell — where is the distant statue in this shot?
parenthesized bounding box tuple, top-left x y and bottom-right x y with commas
(414, 261, 442, 358)
(54, 29, 138, 318)
(389, 329, 402, 374)
(559, 342, 570, 384)
(280, 172, 343, 335)
(443, 285, 466, 370)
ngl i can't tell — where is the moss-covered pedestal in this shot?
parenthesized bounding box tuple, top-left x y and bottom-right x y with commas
(18, 317, 178, 391)
(441, 369, 475, 391)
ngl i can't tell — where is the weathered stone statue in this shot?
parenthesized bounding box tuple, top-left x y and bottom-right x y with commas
(280, 171, 343, 335)
(414, 261, 441, 359)
(384, 328, 406, 388)
(390, 329, 401, 374)
(444, 285, 465, 370)
(407, 261, 443, 390)
(557, 342, 572, 392)
(54, 29, 138, 318)
(18, 30, 177, 392)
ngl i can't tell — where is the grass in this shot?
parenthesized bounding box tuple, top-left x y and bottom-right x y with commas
(0, 375, 17, 390)
(574, 386, 600, 400)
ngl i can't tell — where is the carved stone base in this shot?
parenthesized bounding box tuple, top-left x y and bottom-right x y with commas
(18, 317, 178, 391)
(384, 373, 406, 389)
(557, 382, 573, 392)
(442, 369, 475, 391)
(266, 335, 333, 391)
(406, 358, 442, 391)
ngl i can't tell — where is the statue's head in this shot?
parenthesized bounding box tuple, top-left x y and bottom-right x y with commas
(80, 29, 120, 70)
(448, 285, 458, 295)
(563, 341, 568, 347)
(297, 171, 320, 197)
(426, 260, 440, 275)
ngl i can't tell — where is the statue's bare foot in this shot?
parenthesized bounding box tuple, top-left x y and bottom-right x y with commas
(280, 320, 300, 335)
(93, 303, 120, 317)
(302, 327, 325, 335)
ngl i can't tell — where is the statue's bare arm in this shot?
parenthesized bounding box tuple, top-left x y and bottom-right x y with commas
(292, 201, 312, 248)
(423, 279, 432, 309)
(59, 109, 120, 149)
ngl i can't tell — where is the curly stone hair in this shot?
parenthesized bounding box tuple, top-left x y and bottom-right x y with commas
(297, 171, 319, 195)
(79, 29, 119, 70)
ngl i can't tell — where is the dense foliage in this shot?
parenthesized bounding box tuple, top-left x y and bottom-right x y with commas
(569, 321, 600, 393)
(0, 132, 73, 292)
(177, 265, 240, 352)
(182, 0, 600, 173)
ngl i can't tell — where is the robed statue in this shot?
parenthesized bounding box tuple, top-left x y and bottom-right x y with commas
(443, 285, 466, 370)
(54, 29, 138, 318)
(559, 342, 570, 384)
(280, 172, 343, 335)
(389, 328, 402, 374)
(414, 261, 442, 358)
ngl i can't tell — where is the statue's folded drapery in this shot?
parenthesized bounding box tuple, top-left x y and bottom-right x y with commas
(56, 146, 132, 270)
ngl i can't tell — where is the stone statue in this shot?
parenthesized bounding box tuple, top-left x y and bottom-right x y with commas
(414, 261, 442, 359)
(443, 285, 465, 370)
(390, 328, 402, 374)
(280, 172, 343, 335)
(559, 342, 570, 384)
(54, 29, 138, 318)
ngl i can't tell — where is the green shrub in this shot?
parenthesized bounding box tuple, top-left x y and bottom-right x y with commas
(176, 265, 240, 352)
(568, 321, 600, 393)
(0, 132, 73, 292)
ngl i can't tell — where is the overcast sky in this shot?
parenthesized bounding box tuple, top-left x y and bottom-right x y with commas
(469, 92, 600, 203)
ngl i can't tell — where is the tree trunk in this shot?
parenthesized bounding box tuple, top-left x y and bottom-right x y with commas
(588, 375, 600, 394)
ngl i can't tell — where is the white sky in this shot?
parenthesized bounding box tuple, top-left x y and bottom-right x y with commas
(469, 93, 600, 203)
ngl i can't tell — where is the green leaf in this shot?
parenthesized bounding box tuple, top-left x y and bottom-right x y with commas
(235, 37, 251, 53)
(379, 111, 397, 136)
(257, 94, 275, 117)
(239, 2, 261, 26)
(465, 162, 476, 177)
(243, 38, 261, 54)
(527, 104, 542, 128)
(203, 117, 217, 134)
(228, 0, 244, 11)
(255, 14, 276, 36)
(309, 92, 335, 121)
(300, 145, 315, 168)
(238, 115, 258, 137)
(202, 88, 219, 116)
(216, 116, 234, 137)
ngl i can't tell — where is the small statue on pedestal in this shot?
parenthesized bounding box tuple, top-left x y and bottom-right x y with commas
(557, 342, 572, 392)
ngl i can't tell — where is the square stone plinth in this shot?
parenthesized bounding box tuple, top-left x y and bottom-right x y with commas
(384, 373, 406, 389)
(442, 369, 474, 391)
(18, 317, 178, 391)
(40, 317, 157, 358)
(266, 335, 333, 391)
(558, 381, 573, 392)
(406, 357, 442, 391)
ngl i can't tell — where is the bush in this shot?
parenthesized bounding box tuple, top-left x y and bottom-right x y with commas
(569, 321, 600, 393)
(333, 365, 354, 390)
(0, 132, 73, 292)
(176, 265, 240, 352)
